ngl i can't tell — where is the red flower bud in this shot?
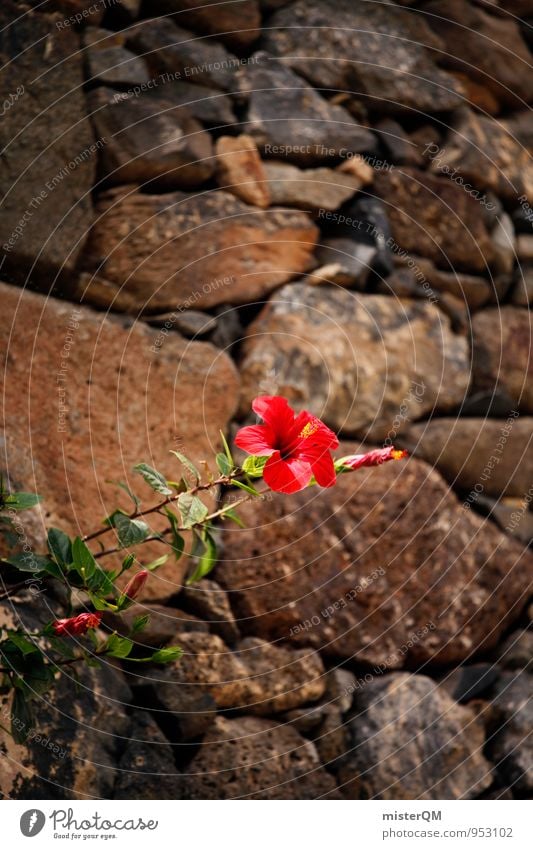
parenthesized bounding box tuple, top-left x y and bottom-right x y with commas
(122, 569, 149, 602)
(339, 446, 408, 471)
(53, 612, 102, 637)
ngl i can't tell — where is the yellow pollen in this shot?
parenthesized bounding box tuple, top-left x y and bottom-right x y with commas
(299, 420, 320, 439)
(392, 449, 407, 460)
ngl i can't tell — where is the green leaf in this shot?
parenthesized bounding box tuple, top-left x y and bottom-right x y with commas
(144, 554, 168, 572)
(47, 528, 72, 567)
(6, 634, 39, 656)
(221, 507, 246, 528)
(4, 553, 56, 575)
(72, 537, 97, 583)
(165, 509, 185, 561)
(131, 614, 150, 634)
(177, 493, 208, 529)
(105, 634, 134, 659)
(87, 566, 115, 596)
(88, 592, 117, 612)
(113, 514, 151, 549)
(11, 690, 33, 743)
(242, 455, 268, 478)
(231, 479, 260, 496)
(133, 463, 172, 496)
(150, 646, 183, 663)
(187, 529, 217, 584)
(3, 492, 42, 512)
(103, 508, 129, 528)
(219, 429, 234, 467)
(105, 479, 140, 510)
(170, 451, 200, 485)
(216, 453, 232, 475)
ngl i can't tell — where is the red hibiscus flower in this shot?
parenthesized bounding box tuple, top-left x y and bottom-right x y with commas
(52, 612, 102, 637)
(338, 446, 408, 470)
(235, 396, 339, 494)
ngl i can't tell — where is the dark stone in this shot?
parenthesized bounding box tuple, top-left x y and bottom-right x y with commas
(113, 711, 184, 799)
(146, 0, 261, 51)
(489, 671, 533, 793)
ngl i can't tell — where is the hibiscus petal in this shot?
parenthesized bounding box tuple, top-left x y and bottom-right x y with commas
(308, 450, 336, 488)
(263, 452, 312, 494)
(252, 395, 295, 440)
(234, 424, 276, 455)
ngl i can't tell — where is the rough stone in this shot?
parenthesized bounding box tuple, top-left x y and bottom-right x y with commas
(88, 87, 214, 188)
(401, 418, 533, 498)
(314, 240, 376, 287)
(427, 109, 533, 204)
(511, 268, 533, 307)
(84, 27, 151, 86)
(0, 4, 96, 284)
(472, 307, 533, 413)
(423, 0, 533, 110)
(113, 711, 183, 799)
(180, 579, 240, 644)
(145, 310, 217, 338)
(0, 281, 239, 601)
(148, 0, 261, 50)
(179, 715, 340, 798)
(157, 631, 326, 715)
(336, 674, 492, 799)
(238, 283, 470, 439)
(496, 630, 533, 670)
(81, 189, 318, 312)
(239, 58, 376, 165)
(489, 671, 533, 793)
(263, 162, 361, 211)
(393, 254, 493, 309)
(215, 451, 532, 665)
(0, 664, 131, 799)
(374, 168, 495, 274)
(126, 19, 241, 90)
(215, 135, 271, 208)
(103, 604, 209, 647)
(262, 0, 463, 114)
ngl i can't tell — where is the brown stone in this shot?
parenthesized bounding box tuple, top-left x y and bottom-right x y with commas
(215, 450, 532, 665)
(158, 631, 326, 714)
(81, 189, 318, 312)
(402, 418, 533, 498)
(180, 715, 340, 798)
(262, 0, 463, 114)
(180, 579, 240, 644)
(113, 711, 184, 799)
(84, 27, 150, 87)
(337, 674, 492, 799)
(426, 109, 533, 203)
(393, 254, 493, 309)
(215, 135, 270, 208)
(0, 281, 239, 601)
(374, 168, 494, 273)
(88, 87, 214, 188)
(423, 0, 533, 110)
(489, 671, 533, 793)
(148, 0, 261, 50)
(103, 604, 209, 647)
(0, 3, 96, 285)
(238, 283, 469, 439)
(472, 307, 533, 413)
(337, 155, 374, 185)
(263, 162, 361, 211)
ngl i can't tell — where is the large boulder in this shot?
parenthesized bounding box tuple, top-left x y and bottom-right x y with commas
(261, 0, 464, 114)
(0, 281, 239, 599)
(238, 283, 470, 439)
(472, 307, 533, 413)
(336, 674, 492, 799)
(215, 451, 532, 665)
(179, 715, 340, 798)
(80, 189, 318, 312)
(373, 168, 495, 273)
(0, 3, 96, 285)
(402, 418, 533, 498)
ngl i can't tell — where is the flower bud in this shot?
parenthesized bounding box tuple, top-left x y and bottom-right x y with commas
(122, 569, 149, 603)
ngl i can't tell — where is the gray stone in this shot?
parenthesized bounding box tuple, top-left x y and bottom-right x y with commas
(336, 674, 492, 799)
(489, 671, 533, 793)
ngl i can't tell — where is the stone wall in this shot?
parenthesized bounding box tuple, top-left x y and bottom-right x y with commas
(0, 0, 531, 799)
